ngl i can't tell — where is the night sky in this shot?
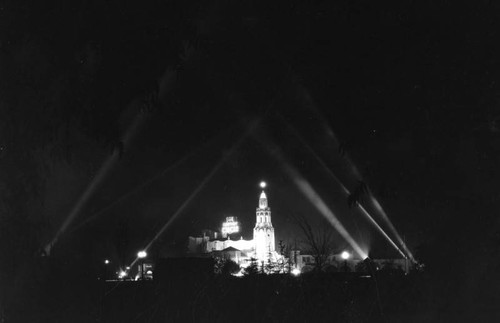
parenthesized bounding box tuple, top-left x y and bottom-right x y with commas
(2, 0, 500, 311)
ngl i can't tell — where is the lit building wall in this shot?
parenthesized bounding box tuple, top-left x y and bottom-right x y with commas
(204, 237, 253, 253)
(227, 238, 254, 251)
(187, 184, 278, 268)
(188, 236, 209, 253)
(253, 190, 275, 262)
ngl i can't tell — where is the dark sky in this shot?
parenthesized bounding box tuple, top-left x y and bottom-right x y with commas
(2, 0, 500, 280)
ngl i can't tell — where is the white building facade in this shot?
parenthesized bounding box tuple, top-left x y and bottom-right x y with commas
(187, 186, 277, 265)
(253, 191, 275, 261)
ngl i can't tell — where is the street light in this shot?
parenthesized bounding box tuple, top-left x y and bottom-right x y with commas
(260, 181, 266, 188)
(137, 251, 147, 280)
(103, 259, 111, 281)
(341, 251, 350, 272)
(118, 270, 127, 279)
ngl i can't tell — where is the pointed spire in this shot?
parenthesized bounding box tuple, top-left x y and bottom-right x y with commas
(259, 190, 268, 208)
(258, 181, 268, 208)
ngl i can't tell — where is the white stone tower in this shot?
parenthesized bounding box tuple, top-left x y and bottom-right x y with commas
(253, 182, 275, 262)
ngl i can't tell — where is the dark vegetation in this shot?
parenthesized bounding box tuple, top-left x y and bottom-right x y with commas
(104, 270, 425, 323)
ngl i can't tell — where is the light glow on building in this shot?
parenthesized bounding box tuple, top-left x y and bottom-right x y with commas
(221, 216, 240, 237)
(253, 189, 275, 262)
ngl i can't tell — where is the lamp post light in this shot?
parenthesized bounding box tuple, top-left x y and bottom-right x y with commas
(118, 270, 127, 280)
(137, 251, 147, 280)
(100, 259, 111, 321)
(341, 251, 350, 272)
(103, 259, 110, 281)
(291, 268, 301, 276)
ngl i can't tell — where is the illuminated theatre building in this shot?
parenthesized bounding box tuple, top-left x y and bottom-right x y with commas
(188, 185, 278, 266)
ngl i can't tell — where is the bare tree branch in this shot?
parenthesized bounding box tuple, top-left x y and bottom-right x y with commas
(291, 212, 335, 271)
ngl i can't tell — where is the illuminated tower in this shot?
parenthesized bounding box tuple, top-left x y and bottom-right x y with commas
(253, 182, 275, 262)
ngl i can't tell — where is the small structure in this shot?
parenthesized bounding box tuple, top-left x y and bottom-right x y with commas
(213, 246, 242, 263)
(290, 250, 412, 274)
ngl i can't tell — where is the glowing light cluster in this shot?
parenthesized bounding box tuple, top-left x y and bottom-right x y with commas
(221, 216, 240, 235)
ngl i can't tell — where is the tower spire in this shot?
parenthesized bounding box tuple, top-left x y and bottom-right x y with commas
(259, 190, 268, 208)
(254, 181, 275, 262)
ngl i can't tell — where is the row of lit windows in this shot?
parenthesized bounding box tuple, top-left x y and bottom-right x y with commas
(257, 216, 271, 223)
(222, 225, 239, 233)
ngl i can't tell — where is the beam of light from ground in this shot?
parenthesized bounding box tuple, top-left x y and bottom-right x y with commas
(127, 124, 254, 270)
(68, 126, 228, 234)
(298, 133, 406, 259)
(369, 196, 416, 262)
(278, 116, 408, 259)
(319, 119, 414, 260)
(44, 113, 147, 255)
(291, 102, 415, 261)
(257, 134, 368, 259)
(285, 163, 368, 259)
(45, 151, 119, 255)
(323, 125, 362, 180)
(290, 82, 363, 180)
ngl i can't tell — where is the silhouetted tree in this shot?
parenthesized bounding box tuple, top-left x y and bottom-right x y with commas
(355, 258, 376, 273)
(221, 259, 240, 276)
(244, 258, 259, 276)
(291, 213, 335, 272)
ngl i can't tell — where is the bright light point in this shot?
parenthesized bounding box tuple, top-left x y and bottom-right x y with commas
(104, 259, 110, 264)
(137, 251, 147, 258)
(291, 268, 301, 276)
(260, 181, 266, 188)
(119, 271, 127, 278)
(341, 251, 350, 260)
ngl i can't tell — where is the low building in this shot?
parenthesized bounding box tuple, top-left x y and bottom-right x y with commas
(290, 250, 412, 273)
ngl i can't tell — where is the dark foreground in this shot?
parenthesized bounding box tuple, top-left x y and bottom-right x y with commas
(4, 256, 499, 322)
(103, 272, 421, 323)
